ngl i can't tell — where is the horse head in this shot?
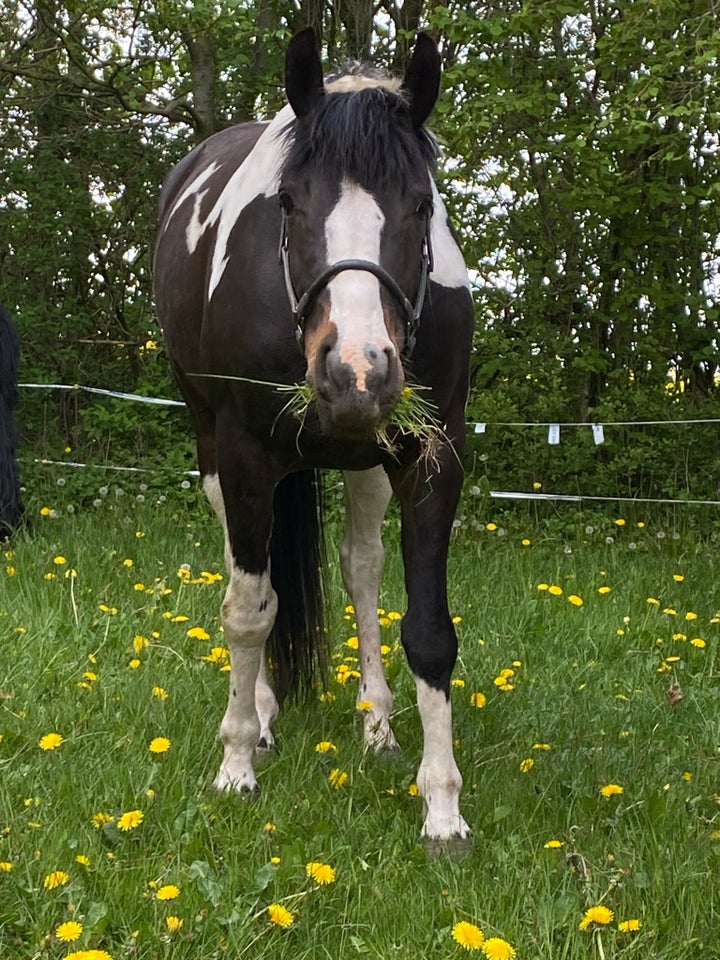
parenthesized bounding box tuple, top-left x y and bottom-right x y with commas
(279, 29, 441, 438)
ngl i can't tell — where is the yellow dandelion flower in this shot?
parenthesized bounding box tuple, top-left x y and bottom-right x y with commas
(315, 741, 337, 753)
(56, 920, 83, 942)
(267, 903, 294, 928)
(149, 737, 171, 754)
(128, 658, 141, 669)
(600, 783, 624, 798)
(408, 783, 419, 796)
(166, 916, 183, 934)
(122, 558, 134, 567)
(75, 854, 90, 866)
(579, 905, 614, 929)
(673, 574, 684, 582)
(38, 732, 64, 751)
(117, 809, 144, 831)
(133, 635, 148, 652)
(452, 615, 463, 624)
(306, 861, 336, 884)
(264, 822, 277, 833)
(482, 937, 516, 960)
(663, 608, 676, 616)
(452, 920, 485, 950)
(388, 611, 402, 620)
(519, 758, 534, 773)
(685, 611, 697, 621)
(40, 506, 52, 516)
(43, 870, 70, 889)
(156, 884, 180, 900)
(615, 518, 625, 526)
(568, 594, 583, 606)
(65, 951, 113, 960)
(270, 856, 281, 864)
(486, 523, 497, 532)
(91, 811, 114, 829)
(187, 626, 210, 640)
(537, 583, 549, 591)
(618, 918, 642, 933)
(533, 481, 542, 490)
(598, 586, 611, 594)
(544, 839, 564, 848)
(548, 584, 563, 596)
(532, 743, 551, 751)
(452, 677, 466, 687)
(152, 686, 169, 700)
(344, 636, 359, 649)
(53, 556, 67, 565)
(356, 700, 374, 711)
(691, 638, 706, 648)
(0, 861, 13, 872)
(470, 691, 487, 708)
(328, 768, 348, 789)
(647, 597, 660, 605)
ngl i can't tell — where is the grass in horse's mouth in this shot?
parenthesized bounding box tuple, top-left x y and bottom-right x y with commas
(190, 373, 447, 463)
(277, 380, 445, 462)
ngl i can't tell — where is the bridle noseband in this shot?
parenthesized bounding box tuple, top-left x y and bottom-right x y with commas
(279, 207, 433, 358)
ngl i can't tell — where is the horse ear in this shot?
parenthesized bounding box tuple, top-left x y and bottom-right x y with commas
(402, 32, 441, 129)
(285, 28, 325, 119)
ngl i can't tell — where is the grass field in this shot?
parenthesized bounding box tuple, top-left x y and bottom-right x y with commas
(1, 474, 719, 959)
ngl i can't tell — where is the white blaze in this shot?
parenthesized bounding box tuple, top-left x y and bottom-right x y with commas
(324, 181, 394, 391)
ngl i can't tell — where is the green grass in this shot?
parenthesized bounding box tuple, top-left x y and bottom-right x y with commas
(1, 477, 719, 959)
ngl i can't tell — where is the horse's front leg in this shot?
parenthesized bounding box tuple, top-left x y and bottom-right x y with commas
(211, 442, 278, 795)
(389, 446, 470, 842)
(340, 466, 398, 753)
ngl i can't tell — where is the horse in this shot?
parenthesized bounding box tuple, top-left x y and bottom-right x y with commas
(153, 29, 474, 842)
(0, 304, 24, 541)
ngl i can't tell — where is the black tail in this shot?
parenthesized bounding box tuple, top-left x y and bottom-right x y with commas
(0, 305, 24, 540)
(268, 469, 328, 702)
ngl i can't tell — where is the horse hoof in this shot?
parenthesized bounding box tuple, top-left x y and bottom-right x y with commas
(423, 833, 473, 861)
(239, 783, 261, 801)
(256, 735, 275, 753)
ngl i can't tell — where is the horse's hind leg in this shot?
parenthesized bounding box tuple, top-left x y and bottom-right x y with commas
(341, 466, 399, 753)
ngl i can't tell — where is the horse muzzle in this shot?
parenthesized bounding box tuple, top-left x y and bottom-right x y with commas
(310, 338, 403, 438)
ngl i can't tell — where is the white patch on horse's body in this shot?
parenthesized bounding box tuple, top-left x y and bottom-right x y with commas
(214, 566, 278, 793)
(429, 182, 471, 290)
(325, 182, 395, 390)
(340, 467, 398, 751)
(415, 679, 470, 839)
(163, 105, 294, 293)
(162, 160, 220, 235)
(203, 473, 280, 759)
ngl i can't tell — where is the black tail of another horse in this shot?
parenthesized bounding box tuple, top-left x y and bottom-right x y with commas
(0, 305, 24, 540)
(268, 469, 328, 702)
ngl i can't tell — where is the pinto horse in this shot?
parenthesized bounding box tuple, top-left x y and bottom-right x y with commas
(0, 304, 24, 541)
(154, 30, 474, 841)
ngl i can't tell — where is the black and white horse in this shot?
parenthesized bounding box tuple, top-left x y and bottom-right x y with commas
(0, 304, 24, 541)
(154, 30, 474, 841)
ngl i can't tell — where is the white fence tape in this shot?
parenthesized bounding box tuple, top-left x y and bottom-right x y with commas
(18, 382, 720, 506)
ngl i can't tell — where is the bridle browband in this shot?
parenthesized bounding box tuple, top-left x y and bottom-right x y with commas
(278, 206, 433, 358)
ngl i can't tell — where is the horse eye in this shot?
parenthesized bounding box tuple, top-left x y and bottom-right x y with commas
(415, 198, 433, 219)
(278, 191, 294, 214)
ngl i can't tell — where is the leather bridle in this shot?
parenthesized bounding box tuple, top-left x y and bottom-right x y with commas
(279, 206, 433, 358)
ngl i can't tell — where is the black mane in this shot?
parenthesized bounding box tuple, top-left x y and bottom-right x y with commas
(282, 81, 438, 193)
